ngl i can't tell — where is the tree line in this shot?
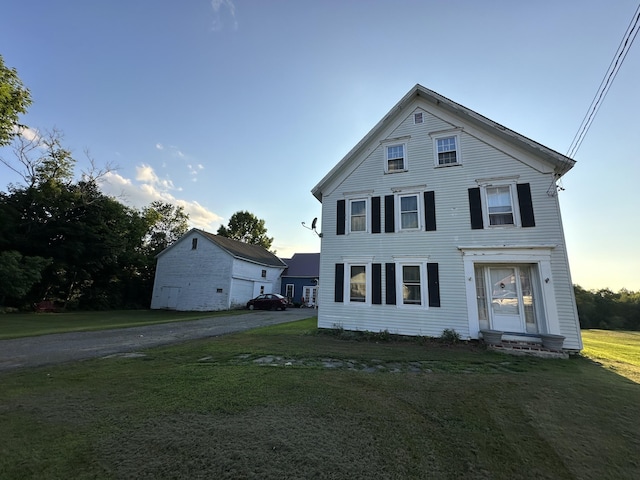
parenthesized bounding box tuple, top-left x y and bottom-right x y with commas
(1, 55, 275, 311)
(0, 127, 190, 310)
(574, 285, 640, 331)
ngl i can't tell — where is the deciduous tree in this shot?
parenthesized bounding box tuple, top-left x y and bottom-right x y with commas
(217, 210, 274, 250)
(0, 55, 31, 147)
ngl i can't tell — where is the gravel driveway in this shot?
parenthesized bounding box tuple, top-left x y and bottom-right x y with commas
(0, 309, 315, 372)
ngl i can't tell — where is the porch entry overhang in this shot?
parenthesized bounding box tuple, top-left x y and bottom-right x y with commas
(458, 245, 561, 339)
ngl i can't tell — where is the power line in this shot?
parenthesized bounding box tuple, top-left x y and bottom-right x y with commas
(566, 3, 640, 159)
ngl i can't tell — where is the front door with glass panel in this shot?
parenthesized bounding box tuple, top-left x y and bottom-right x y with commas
(476, 265, 539, 334)
(489, 267, 522, 331)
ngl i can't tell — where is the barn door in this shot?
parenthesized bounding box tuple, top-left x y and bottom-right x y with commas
(160, 286, 180, 310)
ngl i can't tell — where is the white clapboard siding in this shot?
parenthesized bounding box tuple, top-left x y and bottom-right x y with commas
(314, 86, 582, 351)
(151, 229, 285, 311)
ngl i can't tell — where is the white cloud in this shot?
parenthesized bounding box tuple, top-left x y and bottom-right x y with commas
(155, 143, 164, 150)
(211, 0, 237, 31)
(17, 126, 40, 142)
(98, 168, 223, 231)
(135, 164, 176, 190)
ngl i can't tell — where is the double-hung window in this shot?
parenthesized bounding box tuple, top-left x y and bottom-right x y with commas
(350, 199, 367, 232)
(402, 265, 422, 305)
(399, 194, 420, 230)
(486, 186, 515, 226)
(386, 144, 405, 172)
(431, 131, 462, 166)
(349, 265, 367, 303)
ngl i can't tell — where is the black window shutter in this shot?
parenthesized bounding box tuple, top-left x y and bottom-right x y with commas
(337, 200, 346, 235)
(468, 188, 484, 230)
(372, 196, 381, 234)
(427, 263, 441, 307)
(424, 191, 436, 231)
(517, 183, 536, 228)
(384, 195, 395, 233)
(372, 263, 382, 304)
(385, 263, 396, 305)
(334, 264, 344, 302)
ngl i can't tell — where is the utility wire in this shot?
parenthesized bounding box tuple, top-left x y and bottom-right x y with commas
(566, 3, 640, 159)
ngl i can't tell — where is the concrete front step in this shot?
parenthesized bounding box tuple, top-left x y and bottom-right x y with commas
(487, 340, 569, 359)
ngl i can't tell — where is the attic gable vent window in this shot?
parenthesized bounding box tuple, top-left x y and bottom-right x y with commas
(385, 144, 406, 173)
(192, 238, 198, 250)
(414, 112, 423, 124)
(261, 269, 267, 278)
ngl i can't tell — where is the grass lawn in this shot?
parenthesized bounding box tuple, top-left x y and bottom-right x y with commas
(0, 320, 638, 479)
(0, 309, 247, 340)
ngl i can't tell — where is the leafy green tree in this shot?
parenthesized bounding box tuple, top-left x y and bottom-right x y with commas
(142, 201, 189, 256)
(0, 250, 50, 305)
(2, 128, 75, 188)
(574, 285, 640, 331)
(217, 210, 274, 250)
(0, 55, 31, 147)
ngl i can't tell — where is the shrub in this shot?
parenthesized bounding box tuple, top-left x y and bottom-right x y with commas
(440, 328, 461, 344)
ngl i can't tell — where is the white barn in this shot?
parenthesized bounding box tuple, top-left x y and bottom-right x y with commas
(312, 84, 582, 352)
(150, 228, 286, 311)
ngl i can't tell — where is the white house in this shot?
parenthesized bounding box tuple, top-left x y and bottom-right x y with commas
(311, 84, 582, 352)
(150, 228, 286, 311)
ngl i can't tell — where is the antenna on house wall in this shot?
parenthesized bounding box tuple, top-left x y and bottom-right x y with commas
(302, 217, 322, 237)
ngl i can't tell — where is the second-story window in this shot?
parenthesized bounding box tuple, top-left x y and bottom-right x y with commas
(486, 186, 514, 226)
(399, 194, 420, 230)
(350, 199, 367, 232)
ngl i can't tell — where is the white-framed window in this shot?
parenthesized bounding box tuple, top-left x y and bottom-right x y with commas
(414, 112, 424, 124)
(393, 260, 428, 308)
(401, 265, 422, 305)
(285, 284, 294, 300)
(349, 198, 367, 233)
(385, 143, 406, 173)
(349, 265, 367, 303)
(478, 183, 521, 227)
(431, 131, 462, 166)
(340, 258, 373, 305)
(398, 193, 421, 231)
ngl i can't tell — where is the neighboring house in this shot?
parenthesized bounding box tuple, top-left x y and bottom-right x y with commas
(151, 228, 286, 311)
(280, 253, 320, 306)
(311, 84, 582, 351)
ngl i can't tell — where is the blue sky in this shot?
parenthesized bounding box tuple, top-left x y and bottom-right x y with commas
(1, 0, 638, 291)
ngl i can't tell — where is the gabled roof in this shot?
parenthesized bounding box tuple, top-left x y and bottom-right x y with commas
(162, 228, 285, 268)
(312, 84, 576, 201)
(198, 229, 286, 268)
(282, 253, 320, 277)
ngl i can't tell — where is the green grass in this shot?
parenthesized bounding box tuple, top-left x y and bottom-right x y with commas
(0, 309, 247, 339)
(0, 321, 638, 479)
(581, 329, 640, 382)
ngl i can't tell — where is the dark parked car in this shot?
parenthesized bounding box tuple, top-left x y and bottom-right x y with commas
(246, 293, 288, 311)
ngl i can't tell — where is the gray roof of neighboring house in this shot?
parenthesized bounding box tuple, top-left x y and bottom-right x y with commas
(197, 229, 287, 268)
(282, 253, 320, 277)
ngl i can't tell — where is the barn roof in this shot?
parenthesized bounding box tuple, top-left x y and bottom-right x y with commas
(197, 229, 286, 268)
